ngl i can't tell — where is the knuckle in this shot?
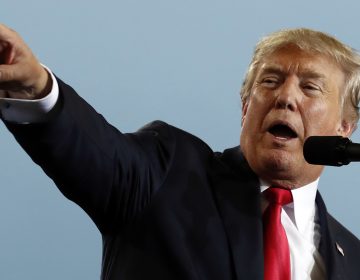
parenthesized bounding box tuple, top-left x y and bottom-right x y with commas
(0, 68, 13, 82)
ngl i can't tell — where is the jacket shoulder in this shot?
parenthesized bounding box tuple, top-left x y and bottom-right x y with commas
(327, 213, 360, 252)
(327, 213, 360, 279)
(137, 120, 214, 153)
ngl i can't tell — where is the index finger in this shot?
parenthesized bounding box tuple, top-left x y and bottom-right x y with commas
(0, 24, 17, 42)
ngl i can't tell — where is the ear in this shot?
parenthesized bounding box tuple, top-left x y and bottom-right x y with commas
(241, 101, 248, 127)
(338, 119, 356, 138)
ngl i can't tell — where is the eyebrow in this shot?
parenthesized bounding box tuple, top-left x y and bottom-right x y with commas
(259, 65, 327, 80)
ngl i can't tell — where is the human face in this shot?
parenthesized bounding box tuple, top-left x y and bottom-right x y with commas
(240, 46, 353, 189)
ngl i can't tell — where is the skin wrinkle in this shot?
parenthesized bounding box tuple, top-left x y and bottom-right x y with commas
(240, 46, 354, 189)
(256, 65, 331, 95)
(242, 29, 360, 128)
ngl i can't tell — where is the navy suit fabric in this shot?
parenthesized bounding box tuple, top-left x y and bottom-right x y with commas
(6, 78, 360, 280)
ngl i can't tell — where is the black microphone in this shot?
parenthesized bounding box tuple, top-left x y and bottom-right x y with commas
(303, 136, 360, 166)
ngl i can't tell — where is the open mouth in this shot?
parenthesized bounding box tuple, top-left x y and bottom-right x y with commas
(268, 124, 297, 139)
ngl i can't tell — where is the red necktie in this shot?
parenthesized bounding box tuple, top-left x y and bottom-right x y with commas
(263, 187, 293, 280)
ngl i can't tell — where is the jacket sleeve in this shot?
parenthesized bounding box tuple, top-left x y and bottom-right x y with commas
(5, 78, 176, 234)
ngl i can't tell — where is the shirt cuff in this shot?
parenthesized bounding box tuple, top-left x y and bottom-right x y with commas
(0, 65, 59, 124)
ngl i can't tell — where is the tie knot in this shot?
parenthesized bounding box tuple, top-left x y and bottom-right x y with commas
(264, 187, 293, 206)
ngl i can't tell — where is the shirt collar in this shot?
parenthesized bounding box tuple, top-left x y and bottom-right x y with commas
(259, 179, 319, 234)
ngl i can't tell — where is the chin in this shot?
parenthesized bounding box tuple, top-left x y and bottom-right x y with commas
(262, 149, 296, 171)
(255, 152, 323, 188)
(251, 151, 301, 184)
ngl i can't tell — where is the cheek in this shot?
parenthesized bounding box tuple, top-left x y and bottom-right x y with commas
(245, 92, 272, 119)
(302, 100, 341, 135)
(242, 102, 264, 133)
(240, 102, 262, 146)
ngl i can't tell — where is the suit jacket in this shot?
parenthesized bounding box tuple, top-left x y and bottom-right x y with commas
(6, 78, 360, 280)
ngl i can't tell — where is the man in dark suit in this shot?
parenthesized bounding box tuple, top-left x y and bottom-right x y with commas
(0, 24, 359, 279)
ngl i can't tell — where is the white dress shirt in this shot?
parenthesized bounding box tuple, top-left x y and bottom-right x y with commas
(0, 65, 59, 123)
(261, 180, 326, 279)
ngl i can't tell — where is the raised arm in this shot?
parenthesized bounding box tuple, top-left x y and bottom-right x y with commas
(0, 24, 176, 234)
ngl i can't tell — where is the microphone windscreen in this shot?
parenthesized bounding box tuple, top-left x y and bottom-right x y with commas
(303, 136, 350, 166)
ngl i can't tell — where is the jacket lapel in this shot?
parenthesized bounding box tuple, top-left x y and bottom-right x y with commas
(211, 147, 263, 280)
(316, 192, 346, 280)
(211, 149, 349, 280)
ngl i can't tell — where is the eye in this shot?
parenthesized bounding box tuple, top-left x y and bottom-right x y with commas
(261, 77, 279, 88)
(301, 82, 323, 94)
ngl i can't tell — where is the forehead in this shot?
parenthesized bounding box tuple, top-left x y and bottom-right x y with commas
(257, 46, 345, 82)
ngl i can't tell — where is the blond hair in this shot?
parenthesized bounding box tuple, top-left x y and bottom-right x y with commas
(240, 28, 360, 125)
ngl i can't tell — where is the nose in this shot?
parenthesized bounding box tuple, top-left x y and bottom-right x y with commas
(275, 77, 300, 111)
